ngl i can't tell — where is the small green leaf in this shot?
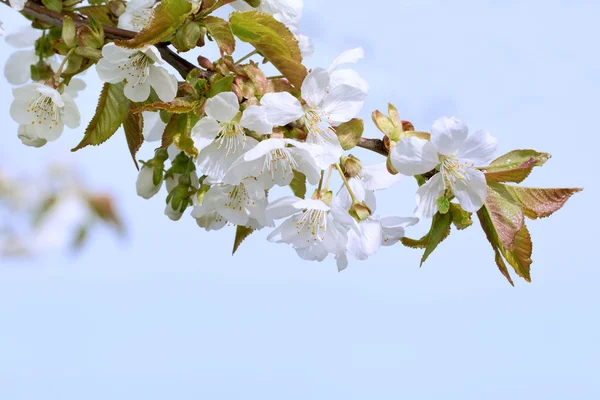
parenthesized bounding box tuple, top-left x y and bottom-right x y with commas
(485, 150, 551, 184)
(290, 171, 307, 199)
(437, 197, 450, 214)
(162, 112, 199, 156)
(401, 212, 452, 265)
(208, 75, 234, 97)
(420, 212, 453, 266)
(42, 0, 62, 12)
(449, 203, 473, 230)
(204, 16, 236, 55)
(123, 106, 144, 170)
(233, 225, 254, 254)
(335, 118, 364, 150)
(72, 82, 130, 151)
(116, 0, 193, 48)
(230, 11, 307, 88)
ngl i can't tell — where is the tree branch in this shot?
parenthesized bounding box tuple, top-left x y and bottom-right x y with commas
(356, 138, 388, 157)
(2, 1, 209, 79)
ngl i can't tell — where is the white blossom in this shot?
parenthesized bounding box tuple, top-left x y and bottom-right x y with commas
(266, 196, 354, 269)
(17, 125, 47, 148)
(261, 66, 366, 168)
(191, 92, 272, 183)
(4, 26, 43, 85)
(192, 178, 271, 230)
(10, 83, 80, 142)
(223, 138, 321, 189)
(96, 43, 178, 102)
(118, 0, 155, 32)
(391, 117, 497, 218)
(334, 164, 417, 269)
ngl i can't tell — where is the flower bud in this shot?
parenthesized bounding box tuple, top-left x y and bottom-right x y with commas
(62, 16, 77, 49)
(341, 155, 363, 178)
(172, 21, 203, 52)
(136, 165, 163, 200)
(77, 22, 105, 49)
(349, 202, 372, 222)
(109, 1, 126, 17)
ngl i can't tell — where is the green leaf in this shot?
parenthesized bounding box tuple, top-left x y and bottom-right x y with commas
(485, 150, 551, 184)
(335, 118, 364, 150)
(449, 203, 473, 230)
(499, 185, 583, 220)
(204, 16, 236, 55)
(161, 112, 199, 157)
(437, 197, 450, 214)
(208, 75, 234, 97)
(477, 206, 515, 286)
(123, 106, 144, 170)
(401, 212, 452, 266)
(290, 171, 307, 199)
(72, 82, 130, 151)
(76, 6, 116, 26)
(42, 0, 62, 12)
(233, 225, 254, 255)
(230, 11, 307, 88)
(420, 212, 453, 266)
(116, 0, 193, 48)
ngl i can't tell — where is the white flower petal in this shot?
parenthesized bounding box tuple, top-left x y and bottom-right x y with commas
(321, 84, 366, 124)
(329, 69, 369, 93)
(288, 147, 321, 185)
(391, 137, 440, 176)
(4, 51, 37, 85)
(205, 91, 239, 122)
(294, 199, 330, 212)
(431, 116, 469, 156)
(260, 92, 304, 126)
(296, 245, 329, 262)
(296, 34, 314, 59)
(301, 68, 330, 108)
(123, 78, 152, 102)
(380, 216, 418, 246)
(348, 219, 382, 260)
(191, 117, 221, 152)
(136, 165, 162, 199)
(5, 26, 40, 48)
(243, 138, 286, 161)
(452, 168, 487, 213)
(457, 130, 498, 166)
(240, 105, 273, 134)
(363, 163, 402, 191)
(328, 47, 364, 72)
(143, 45, 164, 64)
(149, 65, 178, 102)
(142, 111, 167, 142)
(101, 42, 134, 61)
(415, 173, 445, 219)
(266, 196, 303, 220)
(61, 93, 80, 129)
(96, 58, 128, 84)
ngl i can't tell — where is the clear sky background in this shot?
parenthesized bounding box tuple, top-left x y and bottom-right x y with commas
(0, 1, 597, 399)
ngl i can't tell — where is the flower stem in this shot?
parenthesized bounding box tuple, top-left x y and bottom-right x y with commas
(53, 47, 77, 85)
(234, 49, 259, 65)
(324, 165, 334, 190)
(267, 75, 285, 80)
(316, 170, 325, 193)
(335, 163, 357, 203)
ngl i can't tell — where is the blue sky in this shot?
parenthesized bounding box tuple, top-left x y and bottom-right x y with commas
(0, 1, 597, 399)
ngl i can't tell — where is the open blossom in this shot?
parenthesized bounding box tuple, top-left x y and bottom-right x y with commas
(192, 92, 272, 183)
(10, 83, 80, 142)
(118, 0, 155, 32)
(223, 138, 321, 189)
(192, 178, 271, 231)
(266, 196, 353, 269)
(96, 43, 178, 102)
(261, 68, 366, 169)
(17, 125, 48, 148)
(391, 117, 497, 218)
(334, 164, 417, 269)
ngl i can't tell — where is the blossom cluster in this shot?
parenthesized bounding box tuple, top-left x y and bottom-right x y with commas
(1, 0, 579, 281)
